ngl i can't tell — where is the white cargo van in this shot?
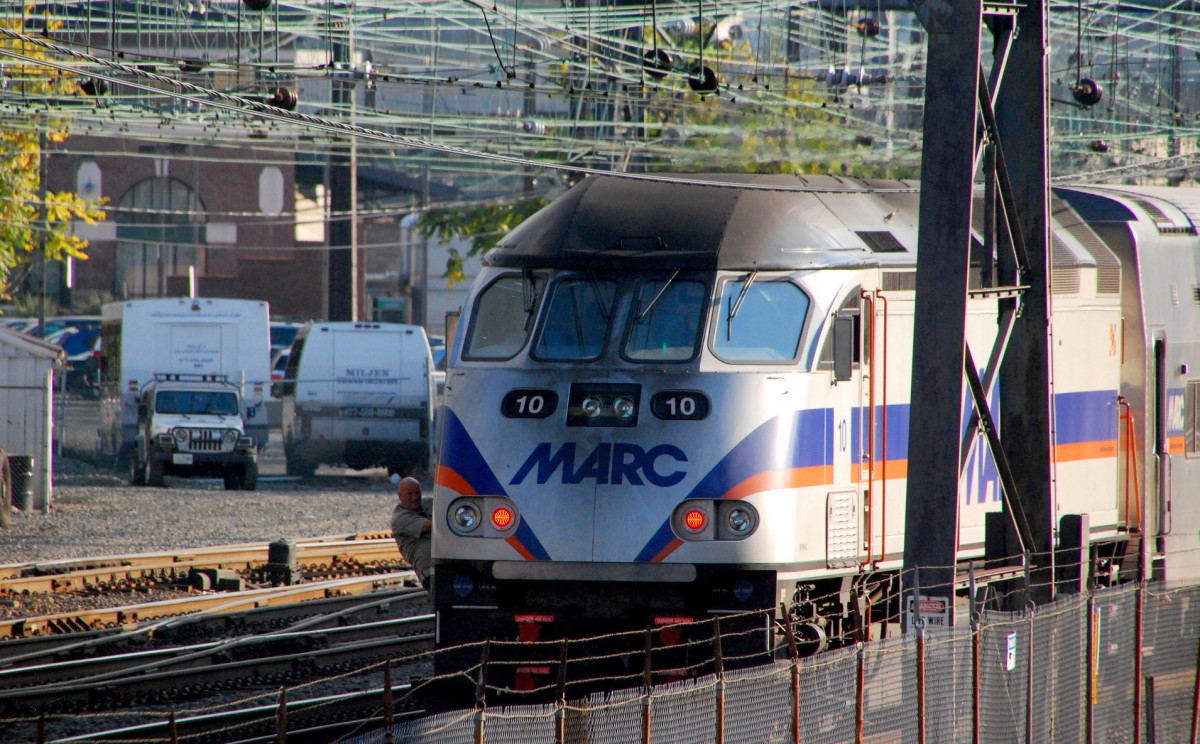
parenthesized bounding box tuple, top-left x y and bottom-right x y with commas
(277, 322, 434, 477)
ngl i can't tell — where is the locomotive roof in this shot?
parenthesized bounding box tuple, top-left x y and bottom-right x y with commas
(488, 174, 924, 271)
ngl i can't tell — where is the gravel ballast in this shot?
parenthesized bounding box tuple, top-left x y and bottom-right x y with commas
(0, 455, 403, 565)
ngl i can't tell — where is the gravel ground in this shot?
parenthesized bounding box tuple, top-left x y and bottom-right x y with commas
(0, 453, 405, 566)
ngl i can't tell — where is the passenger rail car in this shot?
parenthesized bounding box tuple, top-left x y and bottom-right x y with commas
(431, 174, 1200, 686)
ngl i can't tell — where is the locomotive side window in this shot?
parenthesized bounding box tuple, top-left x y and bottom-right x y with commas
(817, 293, 863, 375)
(623, 278, 707, 362)
(532, 277, 616, 361)
(712, 278, 808, 363)
(462, 274, 542, 360)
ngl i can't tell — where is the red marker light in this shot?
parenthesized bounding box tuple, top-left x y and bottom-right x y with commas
(684, 509, 706, 531)
(492, 506, 514, 529)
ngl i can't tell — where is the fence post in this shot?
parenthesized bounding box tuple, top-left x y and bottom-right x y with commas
(917, 626, 926, 744)
(642, 630, 653, 744)
(1145, 676, 1157, 744)
(714, 618, 725, 744)
(1135, 583, 1144, 743)
(782, 605, 800, 744)
(1087, 594, 1097, 744)
(383, 660, 395, 744)
(36, 712, 44, 744)
(557, 640, 569, 744)
(276, 686, 287, 744)
(169, 711, 178, 744)
(856, 641, 866, 744)
(972, 615, 980, 744)
(1191, 611, 1200, 744)
(1026, 611, 1034, 744)
(475, 641, 490, 744)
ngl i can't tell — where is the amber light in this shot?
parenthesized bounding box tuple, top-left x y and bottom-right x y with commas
(684, 509, 706, 531)
(492, 506, 514, 529)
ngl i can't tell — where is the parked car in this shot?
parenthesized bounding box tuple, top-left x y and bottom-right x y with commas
(270, 347, 291, 381)
(56, 327, 103, 395)
(270, 321, 303, 355)
(24, 315, 100, 339)
(2, 318, 37, 333)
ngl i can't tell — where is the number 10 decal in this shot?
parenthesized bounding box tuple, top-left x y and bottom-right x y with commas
(651, 391, 710, 421)
(501, 389, 559, 419)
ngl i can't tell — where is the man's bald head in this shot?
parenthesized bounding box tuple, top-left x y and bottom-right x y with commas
(397, 477, 423, 510)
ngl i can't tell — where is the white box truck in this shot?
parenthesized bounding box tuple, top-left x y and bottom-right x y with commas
(99, 298, 271, 488)
(276, 322, 434, 477)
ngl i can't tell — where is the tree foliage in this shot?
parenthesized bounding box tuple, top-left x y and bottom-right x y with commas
(0, 8, 107, 301)
(416, 198, 548, 286)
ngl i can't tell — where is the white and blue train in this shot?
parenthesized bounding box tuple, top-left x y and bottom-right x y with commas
(430, 173, 1200, 685)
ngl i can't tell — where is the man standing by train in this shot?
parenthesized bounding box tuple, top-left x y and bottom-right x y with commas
(391, 476, 432, 590)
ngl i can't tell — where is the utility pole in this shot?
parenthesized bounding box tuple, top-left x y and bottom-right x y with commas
(36, 129, 48, 339)
(327, 38, 356, 321)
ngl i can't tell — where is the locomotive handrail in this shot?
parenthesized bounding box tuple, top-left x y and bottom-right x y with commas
(878, 292, 889, 565)
(861, 290, 876, 569)
(859, 289, 891, 570)
(1117, 396, 1142, 534)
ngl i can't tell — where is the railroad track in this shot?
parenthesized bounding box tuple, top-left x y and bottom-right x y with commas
(0, 574, 435, 741)
(0, 585, 429, 669)
(0, 571, 420, 640)
(43, 683, 424, 744)
(0, 533, 398, 596)
(0, 613, 434, 714)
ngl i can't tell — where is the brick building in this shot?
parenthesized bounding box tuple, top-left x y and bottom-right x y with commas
(44, 134, 329, 319)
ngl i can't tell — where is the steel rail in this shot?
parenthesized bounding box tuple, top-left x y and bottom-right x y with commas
(0, 614, 434, 697)
(47, 684, 423, 744)
(0, 586, 429, 669)
(0, 536, 398, 594)
(0, 572, 417, 639)
(0, 533, 392, 579)
(0, 630, 435, 714)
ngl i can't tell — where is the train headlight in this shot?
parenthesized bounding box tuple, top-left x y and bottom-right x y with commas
(717, 501, 759, 540)
(613, 396, 635, 419)
(173, 428, 189, 444)
(451, 502, 482, 534)
(581, 396, 603, 417)
(726, 508, 753, 534)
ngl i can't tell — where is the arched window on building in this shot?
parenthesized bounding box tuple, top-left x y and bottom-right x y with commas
(114, 177, 206, 298)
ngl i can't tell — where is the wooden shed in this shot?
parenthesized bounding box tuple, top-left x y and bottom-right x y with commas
(0, 328, 62, 512)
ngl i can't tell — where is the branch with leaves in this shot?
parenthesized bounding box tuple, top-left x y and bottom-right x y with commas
(415, 198, 549, 286)
(0, 7, 108, 301)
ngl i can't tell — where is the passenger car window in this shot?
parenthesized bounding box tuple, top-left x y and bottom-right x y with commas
(533, 277, 616, 361)
(463, 274, 542, 360)
(713, 279, 808, 362)
(624, 279, 706, 362)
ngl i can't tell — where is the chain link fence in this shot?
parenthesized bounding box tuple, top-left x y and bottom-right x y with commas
(341, 580, 1200, 744)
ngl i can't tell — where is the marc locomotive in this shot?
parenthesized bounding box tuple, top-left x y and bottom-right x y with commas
(429, 173, 1200, 687)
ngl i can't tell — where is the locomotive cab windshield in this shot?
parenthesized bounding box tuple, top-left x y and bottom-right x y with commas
(462, 269, 812, 367)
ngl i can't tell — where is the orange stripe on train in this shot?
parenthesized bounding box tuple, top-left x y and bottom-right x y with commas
(435, 465, 478, 496)
(850, 459, 909, 484)
(721, 465, 830, 500)
(505, 534, 536, 560)
(1054, 440, 1118, 462)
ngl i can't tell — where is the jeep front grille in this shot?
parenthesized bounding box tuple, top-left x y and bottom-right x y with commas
(181, 429, 236, 453)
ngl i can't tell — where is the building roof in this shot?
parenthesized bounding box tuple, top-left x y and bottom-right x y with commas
(0, 327, 66, 361)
